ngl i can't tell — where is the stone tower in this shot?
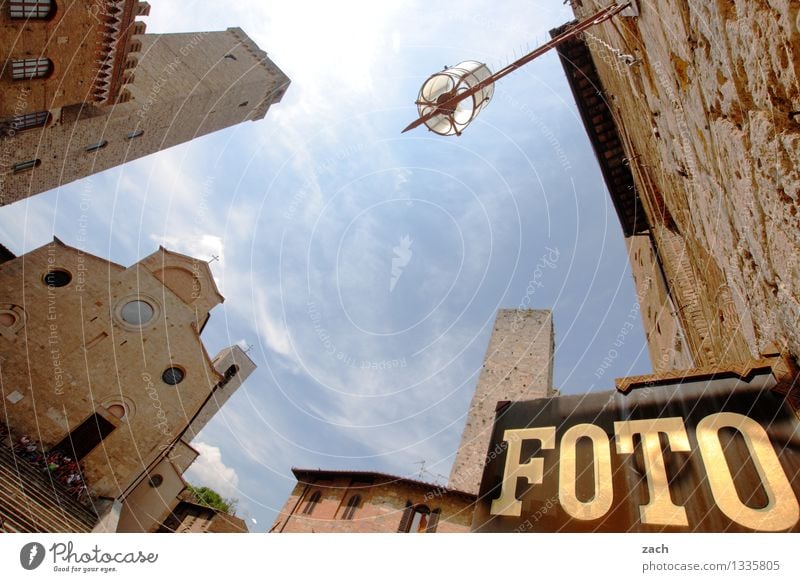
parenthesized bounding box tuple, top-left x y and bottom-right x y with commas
(449, 309, 555, 495)
(184, 344, 257, 441)
(1, 26, 290, 204)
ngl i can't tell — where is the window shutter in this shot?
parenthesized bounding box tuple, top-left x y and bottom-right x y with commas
(426, 509, 441, 533)
(397, 501, 414, 532)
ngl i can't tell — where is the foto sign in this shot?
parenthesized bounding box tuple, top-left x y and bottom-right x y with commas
(472, 371, 800, 532)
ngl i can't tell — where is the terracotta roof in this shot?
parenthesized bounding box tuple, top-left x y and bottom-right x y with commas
(290, 467, 476, 500)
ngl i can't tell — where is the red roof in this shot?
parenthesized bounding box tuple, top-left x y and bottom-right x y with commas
(290, 467, 476, 500)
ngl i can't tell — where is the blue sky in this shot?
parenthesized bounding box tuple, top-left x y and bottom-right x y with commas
(0, 0, 652, 529)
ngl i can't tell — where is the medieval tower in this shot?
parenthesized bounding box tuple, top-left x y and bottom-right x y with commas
(1, 21, 289, 204)
(449, 309, 556, 495)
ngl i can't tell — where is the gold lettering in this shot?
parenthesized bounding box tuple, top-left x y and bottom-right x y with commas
(559, 423, 613, 520)
(490, 427, 555, 517)
(696, 412, 799, 531)
(614, 418, 690, 526)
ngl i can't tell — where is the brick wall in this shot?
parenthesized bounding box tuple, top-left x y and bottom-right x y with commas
(271, 475, 474, 534)
(0, 27, 289, 204)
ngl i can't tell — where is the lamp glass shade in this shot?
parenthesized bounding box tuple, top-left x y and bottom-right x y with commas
(416, 60, 494, 136)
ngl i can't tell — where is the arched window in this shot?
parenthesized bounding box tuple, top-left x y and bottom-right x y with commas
(341, 494, 361, 520)
(9, 0, 53, 19)
(224, 365, 238, 381)
(398, 502, 440, 533)
(11, 58, 52, 80)
(302, 491, 321, 515)
(0, 304, 26, 339)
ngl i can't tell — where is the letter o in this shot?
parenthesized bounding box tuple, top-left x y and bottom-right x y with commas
(559, 423, 613, 521)
(696, 412, 799, 531)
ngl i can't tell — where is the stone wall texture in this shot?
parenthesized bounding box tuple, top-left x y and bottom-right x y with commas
(572, 0, 800, 367)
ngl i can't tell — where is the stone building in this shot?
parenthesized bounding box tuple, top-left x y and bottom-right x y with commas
(0, 238, 255, 532)
(0, 4, 290, 205)
(158, 491, 247, 533)
(270, 469, 475, 533)
(554, 0, 800, 372)
(449, 309, 555, 495)
(271, 309, 556, 532)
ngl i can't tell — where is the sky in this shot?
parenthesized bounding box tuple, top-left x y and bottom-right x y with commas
(0, 0, 653, 530)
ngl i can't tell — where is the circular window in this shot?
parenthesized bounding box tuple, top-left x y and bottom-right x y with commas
(162, 367, 185, 385)
(43, 269, 72, 287)
(0, 312, 16, 327)
(120, 300, 154, 326)
(148, 474, 163, 488)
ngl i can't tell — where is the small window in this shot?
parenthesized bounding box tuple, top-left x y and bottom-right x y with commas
(11, 58, 52, 80)
(85, 140, 108, 152)
(106, 404, 126, 420)
(148, 474, 164, 488)
(238, 101, 248, 108)
(126, 129, 144, 139)
(12, 159, 40, 173)
(341, 494, 361, 520)
(0, 305, 26, 338)
(302, 491, 321, 515)
(9, 111, 49, 131)
(162, 366, 185, 385)
(120, 300, 154, 325)
(224, 365, 238, 381)
(398, 503, 439, 533)
(9, 0, 53, 19)
(224, 54, 237, 61)
(43, 269, 71, 288)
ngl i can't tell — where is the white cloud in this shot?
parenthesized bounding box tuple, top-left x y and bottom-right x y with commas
(253, 286, 293, 358)
(184, 441, 241, 499)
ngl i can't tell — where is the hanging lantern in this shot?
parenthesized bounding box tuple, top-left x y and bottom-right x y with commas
(403, 3, 636, 136)
(414, 61, 494, 136)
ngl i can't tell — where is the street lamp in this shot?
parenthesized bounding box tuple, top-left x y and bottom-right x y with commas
(402, 2, 637, 136)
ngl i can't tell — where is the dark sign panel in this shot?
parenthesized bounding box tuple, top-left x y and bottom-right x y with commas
(472, 371, 800, 532)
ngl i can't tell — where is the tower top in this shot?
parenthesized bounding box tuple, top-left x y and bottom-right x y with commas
(449, 309, 555, 495)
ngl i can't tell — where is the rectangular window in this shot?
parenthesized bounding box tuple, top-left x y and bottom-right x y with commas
(8, 111, 49, 131)
(53, 413, 116, 461)
(11, 58, 51, 80)
(9, 0, 52, 18)
(12, 159, 40, 173)
(85, 139, 108, 152)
